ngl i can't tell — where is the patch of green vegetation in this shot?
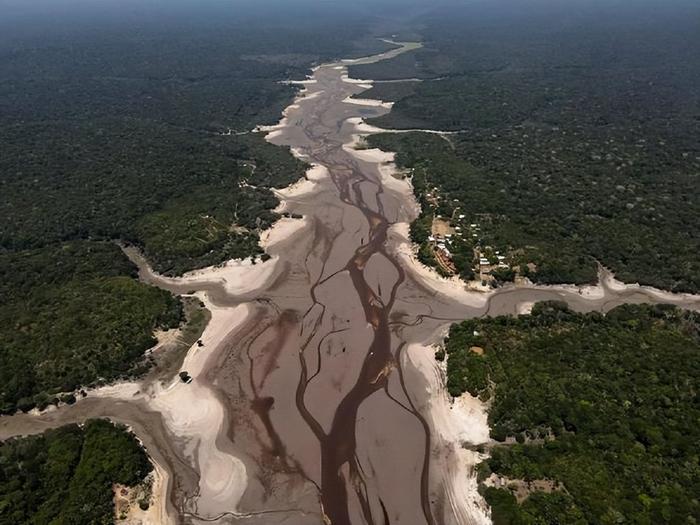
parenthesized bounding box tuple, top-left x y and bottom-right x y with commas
(178, 299, 211, 353)
(0, 419, 152, 524)
(0, 242, 182, 415)
(482, 487, 587, 525)
(445, 302, 700, 524)
(150, 297, 211, 383)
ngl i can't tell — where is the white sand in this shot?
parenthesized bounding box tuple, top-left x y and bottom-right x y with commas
(376, 163, 416, 210)
(265, 129, 283, 139)
(405, 344, 491, 525)
(575, 284, 607, 299)
(345, 145, 394, 164)
(154, 257, 278, 297)
(113, 82, 328, 517)
(259, 216, 309, 250)
(405, 344, 489, 446)
(149, 301, 252, 516)
(273, 178, 317, 200)
(289, 146, 310, 161)
(256, 77, 325, 138)
(340, 73, 374, 84)
(530, 279, 606, 300)
(151, 379, 246, 516)
(297, 90, 323, 103)
(181, 300, 249, 377)
(148, 464, 172, 525)
(91, 381, 142, 400)
(534, 268, 700, 305)
(306, 163, 330, 181)
(598, 268, 699, 303)
(149, 377, 246, 514)
(346, 116, 386, 135)
(342, 96, 393, 109)
(341, 121, 396, 174)
(272, 163, 329, 206)
(343, 145, 418, 220)
(347, 116, 459, 137)
(281, 78, 318, 86)
(90, 300, 254, 519)
(254, 116, 289, 136)
(517, 301, 535, 315)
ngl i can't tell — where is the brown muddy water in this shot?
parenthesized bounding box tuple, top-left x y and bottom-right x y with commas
(2, 42, 699, 525)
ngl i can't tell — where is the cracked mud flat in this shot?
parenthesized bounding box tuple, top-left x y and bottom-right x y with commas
(2, 42, 699, 525)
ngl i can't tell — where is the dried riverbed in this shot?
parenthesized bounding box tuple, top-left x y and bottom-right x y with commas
(2, 42, 699, 525)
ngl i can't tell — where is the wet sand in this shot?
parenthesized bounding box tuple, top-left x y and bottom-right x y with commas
(2, 41, 699, 525)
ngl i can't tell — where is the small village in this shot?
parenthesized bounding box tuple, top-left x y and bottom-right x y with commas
(422, 186, 520, 285)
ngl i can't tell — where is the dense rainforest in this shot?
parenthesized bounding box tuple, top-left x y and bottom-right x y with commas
(0, 2, 391, 275)
(0, 1, 392, 412)
(354, 0, 700, 292)
(444, 302, 700, 524)
(0, 242, 183, 414)
(0, 419, 152, 524)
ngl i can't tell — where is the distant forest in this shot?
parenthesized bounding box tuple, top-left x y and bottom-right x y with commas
(0, 1, 392, 413)
(1, 2, 391, 275)
(354, 0, 700, 292)
(445, 302, 700, 524)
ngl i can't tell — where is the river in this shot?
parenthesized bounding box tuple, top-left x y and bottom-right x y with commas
(2, 41, 699, 525)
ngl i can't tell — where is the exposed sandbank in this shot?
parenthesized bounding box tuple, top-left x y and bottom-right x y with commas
(342, 95, 394, 109)
(406, 343, 491, 525)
